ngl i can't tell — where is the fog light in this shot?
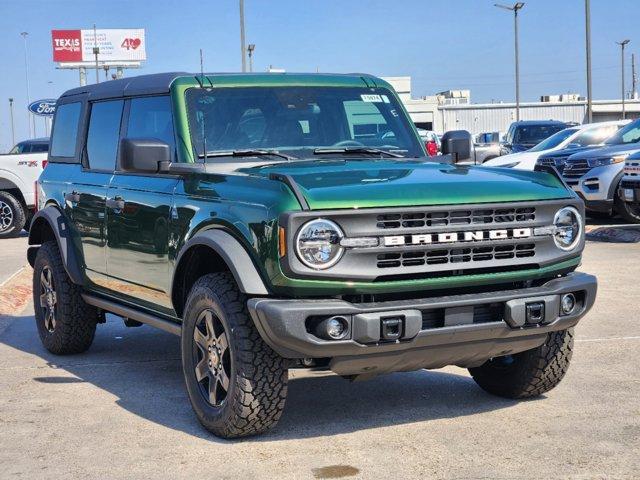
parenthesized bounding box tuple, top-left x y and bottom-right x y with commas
(561, 293, 576, 315)
(315, 316, 350, 340)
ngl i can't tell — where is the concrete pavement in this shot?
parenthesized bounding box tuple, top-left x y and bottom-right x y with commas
(0, 240, 638, 479)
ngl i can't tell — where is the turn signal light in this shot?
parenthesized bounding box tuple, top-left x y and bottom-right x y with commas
(278, 226, 286, 257)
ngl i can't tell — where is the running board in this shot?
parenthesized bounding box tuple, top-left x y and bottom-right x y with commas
(82, 294, 182, 336)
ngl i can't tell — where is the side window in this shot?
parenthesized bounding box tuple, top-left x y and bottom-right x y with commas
(50, 102, 82, 158)
(86, 100, 124, 171)
(126, 96, 175, 159)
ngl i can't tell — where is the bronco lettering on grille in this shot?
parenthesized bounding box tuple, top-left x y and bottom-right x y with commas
(382, 228, 532, 247)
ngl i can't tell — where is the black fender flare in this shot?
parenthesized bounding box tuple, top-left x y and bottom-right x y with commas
(27, 206, 85, 285)
(608, 169, 625, 201)
(172, 229, 270, 299)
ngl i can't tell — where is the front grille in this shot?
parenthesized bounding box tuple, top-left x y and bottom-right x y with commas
(420, 302, 504, 329)
(625, 159, 640, 177)
(562, 159, 592, 180)
(377, 243, 536, 268)
(376, 207, 535, 229)
(538, 156, 569, 174)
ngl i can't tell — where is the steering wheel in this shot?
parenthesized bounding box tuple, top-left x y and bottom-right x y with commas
(332, 140, 365, 148)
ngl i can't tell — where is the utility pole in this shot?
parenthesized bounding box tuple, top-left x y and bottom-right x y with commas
(8, 98, 15, 147)
(93, 24, 100, 84)
(495, 3, 525, 121)
(632, 53, 638, 100)
(247, 44, 255, 72)
(20, 32, 35, 138)
(617, 39, 630, 119)
(585, 0, 593, 123)
(239, 0, 247, 72)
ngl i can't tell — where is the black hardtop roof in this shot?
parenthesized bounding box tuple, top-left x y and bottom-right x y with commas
(58, 71, 382, 102)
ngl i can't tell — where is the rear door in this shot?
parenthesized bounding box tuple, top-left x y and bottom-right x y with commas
(66, 99, 124, 284)
(104, 96, 178, 311)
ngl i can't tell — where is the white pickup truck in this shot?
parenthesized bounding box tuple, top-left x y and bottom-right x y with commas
(0, 138, 49, 238)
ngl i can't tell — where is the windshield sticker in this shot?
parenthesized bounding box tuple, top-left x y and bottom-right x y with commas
(381, 95, 391, 104)
(360, 94, 383, 103)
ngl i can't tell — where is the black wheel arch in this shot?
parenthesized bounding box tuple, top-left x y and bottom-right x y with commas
(27, 206, 85, 286)
(171, 229, 270, 317)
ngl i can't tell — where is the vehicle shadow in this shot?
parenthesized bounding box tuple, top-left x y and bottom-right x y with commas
(1, 313, 526, 443)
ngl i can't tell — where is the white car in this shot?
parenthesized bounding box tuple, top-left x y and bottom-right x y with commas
(0, 138, 49, 237)
(483, 120, 629, 170)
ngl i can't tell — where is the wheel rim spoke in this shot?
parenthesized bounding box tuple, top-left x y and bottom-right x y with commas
(217, 366, 230, 391)
(194, 358, 209, 382)
(216, 332, 228, 353)
(193, 308, 231, 407)
(193, 327, 208, 351)
(203, 311, 215, 339)
(39, 293, 48, 308)
(209, 376, 220, 405)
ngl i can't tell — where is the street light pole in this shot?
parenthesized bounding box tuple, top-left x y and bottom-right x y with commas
(8, 98, 15, 147)
(20, 32, 35, 138)
(617, 39, 630, 119)
(585, 0, 593, 123)
(239, 0, 247, 72)
(495, 3, 525, 121)
(247, 44, 255, 72)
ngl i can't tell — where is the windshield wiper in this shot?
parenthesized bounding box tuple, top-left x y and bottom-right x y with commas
(198, 149, 296, 161)
(313, 147, 404, 158)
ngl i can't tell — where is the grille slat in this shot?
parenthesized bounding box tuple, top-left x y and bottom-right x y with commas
(562, 159, 592, 179)
(376, 243, 535, 268)
(376, 207, 535, 229)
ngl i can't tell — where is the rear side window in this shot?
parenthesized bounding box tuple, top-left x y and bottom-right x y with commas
(50, 102, 82, 158)
(126, 96, 175, 159)
(86, 100, 124, 171)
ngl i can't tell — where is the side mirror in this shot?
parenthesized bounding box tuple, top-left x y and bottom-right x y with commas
(441, 130, 472, 163)
(120, 138, 171, 173)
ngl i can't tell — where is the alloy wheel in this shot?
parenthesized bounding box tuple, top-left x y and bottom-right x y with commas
(193, 309, 231, 407)
(0, 201, 13, 232)
(39, 266, 57, 332)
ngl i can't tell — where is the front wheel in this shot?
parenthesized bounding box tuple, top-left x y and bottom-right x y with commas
(181, 272, 288, 438)
(469, 329, 574, 399)
(615, 190, 640, 224)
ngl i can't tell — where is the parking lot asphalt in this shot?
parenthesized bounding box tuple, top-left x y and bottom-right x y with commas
(0, 233, 639, 479)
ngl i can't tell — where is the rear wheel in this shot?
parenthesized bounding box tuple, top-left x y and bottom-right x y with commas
(181, 272, 288, 438)
(33, 241, 98, 354)
(0, 191, 26, 238)
(469, 329, 574, 399)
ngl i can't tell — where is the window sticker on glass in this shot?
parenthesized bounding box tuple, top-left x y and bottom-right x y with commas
(381, 95, 391, 104)
(360, 94, 383, 103)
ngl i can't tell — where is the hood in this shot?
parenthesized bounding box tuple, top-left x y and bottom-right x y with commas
(484, 151, 539, 168)
(540, 145, 598, 159)
(569, 144, 640, 160)
(243, 159, 572, 210)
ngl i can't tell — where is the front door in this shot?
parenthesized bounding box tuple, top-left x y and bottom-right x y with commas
(104, 95, 178, 312)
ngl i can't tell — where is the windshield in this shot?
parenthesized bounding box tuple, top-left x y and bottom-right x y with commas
(529, 128, 577, 152)
(185, 86, 423, 159)
(605, 119, 640, 145)
(571, 124, 622, 146)
(512, 124, 566, 145)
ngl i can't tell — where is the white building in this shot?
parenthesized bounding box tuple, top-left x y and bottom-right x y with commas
(383, 76, 640, 135)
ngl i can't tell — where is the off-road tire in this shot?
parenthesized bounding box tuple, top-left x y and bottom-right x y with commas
(181, 272, 288, 438)
(0, 191, 26, 238)
(469, 329, 574, 399)
(615, 190, 640, 224)
(33, 241, 98, 354)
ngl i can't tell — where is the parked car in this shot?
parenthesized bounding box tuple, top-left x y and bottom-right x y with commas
(472, 132, 502, 163)
(620, 151, 640, 222)
(501, 120, 569, 155)
(28, 72, 596, 439)
(417, 128, 440, 156)
(539, 119, 640, 220)
(0, 137, 49, 237)
(485, 120, 628, 169)
(8, 137, 49, 154)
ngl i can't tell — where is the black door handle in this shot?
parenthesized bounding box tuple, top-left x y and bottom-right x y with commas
(64, 191, 80, 203)
(106, 197, 125, 211)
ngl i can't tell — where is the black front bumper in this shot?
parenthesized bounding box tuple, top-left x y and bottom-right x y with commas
(248, 272, 597, 376)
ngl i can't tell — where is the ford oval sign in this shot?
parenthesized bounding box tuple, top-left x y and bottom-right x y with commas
(28, 99, 57, 117)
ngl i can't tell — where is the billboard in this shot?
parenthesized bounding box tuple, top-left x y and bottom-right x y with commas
(52, 29, 146, 63)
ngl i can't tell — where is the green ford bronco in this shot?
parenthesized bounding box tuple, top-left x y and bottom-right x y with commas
(28, 72, 597, 438)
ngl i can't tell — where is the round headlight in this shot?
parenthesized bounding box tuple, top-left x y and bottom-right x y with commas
(295, 219, 344, 269)
(553, 207, 582, 251)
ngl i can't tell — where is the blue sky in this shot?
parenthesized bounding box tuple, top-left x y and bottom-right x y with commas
(0, 0, 637, 150)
